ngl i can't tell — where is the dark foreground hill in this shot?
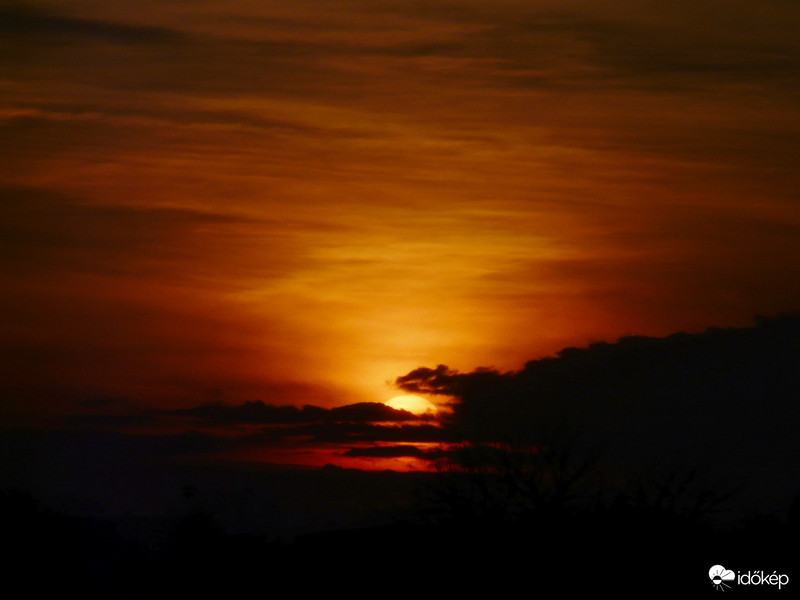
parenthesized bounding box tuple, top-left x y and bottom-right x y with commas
(3, 482, 796, 597)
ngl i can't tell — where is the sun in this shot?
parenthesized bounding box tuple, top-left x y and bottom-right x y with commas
(385, 394, 438, 416)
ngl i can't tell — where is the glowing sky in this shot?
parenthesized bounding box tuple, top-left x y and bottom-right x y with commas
(2, 0, 800, 421)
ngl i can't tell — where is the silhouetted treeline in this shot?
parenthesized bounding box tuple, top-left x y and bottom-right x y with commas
(296, 435, 797, 593)
(3, 459, 796, 596)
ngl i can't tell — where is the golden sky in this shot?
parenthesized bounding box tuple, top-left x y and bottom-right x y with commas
(2, 0, 800, 419)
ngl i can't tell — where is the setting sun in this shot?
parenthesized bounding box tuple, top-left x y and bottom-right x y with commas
(385, 394, 438, 416)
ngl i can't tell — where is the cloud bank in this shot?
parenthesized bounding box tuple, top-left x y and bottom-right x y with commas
(396, 313, 800, 513)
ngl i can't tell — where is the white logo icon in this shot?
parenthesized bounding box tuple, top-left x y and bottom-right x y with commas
(709, 565, 735, 591)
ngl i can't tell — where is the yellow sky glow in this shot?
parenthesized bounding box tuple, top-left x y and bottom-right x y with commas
(2, 0, 800, 419)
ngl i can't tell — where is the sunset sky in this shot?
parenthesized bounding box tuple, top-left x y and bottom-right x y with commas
(3, 0, 800, 444)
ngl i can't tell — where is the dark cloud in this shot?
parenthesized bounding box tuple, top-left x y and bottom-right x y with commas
(268, 421, 448, 444)
(525, 10, 800, 91)
(394, 364, 461, 394)
(65, 400, 449, 447)
(158, 400, 437, 426)
(7, 0, 795, 103)
(163, 401, 325, 425)
(395, 364, 500, 397)
(330, 402, 422, 422)
(0, 6, 183, 44)
(0, 2, 385, 98)
(343, 445, 429, 459)
(351, 2, 800, 92)
(396, 313, 800, 515)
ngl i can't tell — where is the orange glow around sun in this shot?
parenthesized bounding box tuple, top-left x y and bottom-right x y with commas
(385, 394, 439, 416)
